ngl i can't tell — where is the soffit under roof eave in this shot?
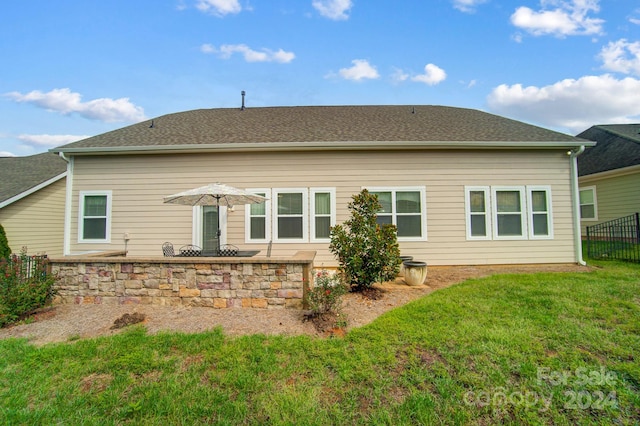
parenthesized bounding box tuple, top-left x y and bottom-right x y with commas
(51, 140, 595, 156)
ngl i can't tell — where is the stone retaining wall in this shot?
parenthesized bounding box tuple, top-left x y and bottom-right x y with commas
(49, 251, 315, 309)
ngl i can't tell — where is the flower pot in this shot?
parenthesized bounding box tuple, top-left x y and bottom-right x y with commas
(398, 256, 413, 277)
(403, 261, 427, 286)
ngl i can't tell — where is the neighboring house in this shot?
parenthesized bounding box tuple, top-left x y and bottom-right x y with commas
(0, 152, 67, 256)
(577, 124, 640, 234)
(51, 105, 594, 266)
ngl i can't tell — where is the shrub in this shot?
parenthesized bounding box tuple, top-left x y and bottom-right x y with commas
(0, 251, 56, 327)
(0, 224, 10, 259)
(329, 189, 401, 291)
(305, 270, 348, 317)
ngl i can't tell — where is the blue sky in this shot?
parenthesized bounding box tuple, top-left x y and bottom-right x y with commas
(1, 0, 639, 157)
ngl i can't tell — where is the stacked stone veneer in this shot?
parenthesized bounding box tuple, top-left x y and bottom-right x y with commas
(50, 251, 315, 309)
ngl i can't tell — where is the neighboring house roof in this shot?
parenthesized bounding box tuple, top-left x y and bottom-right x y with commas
(0, 152, 67, 208)
(577, 124, 640, 176)
(52, 105, 590, 155)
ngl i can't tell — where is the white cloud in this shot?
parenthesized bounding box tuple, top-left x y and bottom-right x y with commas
(0, 151, 16, 157)
(510, 0, 604, 37)
(391, 68, 410, 84)
(599, 39, 640, 76)
(630, 9, 640, 25)
(17, 134, 90, 148)
(411, 64, 447, 85)
(196, 0, 241, 16)
(201, 44, 295, 63)
(337, 59, 380, 81)
(4, 88, 146, 122)
(487, 74, 640, 133)
(452, 0, 487, 13)
(312, 0, 353, 20)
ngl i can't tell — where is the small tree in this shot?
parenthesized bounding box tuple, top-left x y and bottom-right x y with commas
(0, 224, 10, 259)
(329, 189, 401, 291)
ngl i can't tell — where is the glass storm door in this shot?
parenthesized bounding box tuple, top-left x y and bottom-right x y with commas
(202, 206, 219, 252)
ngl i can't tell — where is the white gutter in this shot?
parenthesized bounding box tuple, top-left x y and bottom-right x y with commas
(58, 152, 74, 256)
(569, 146, 587, 266)
(51, 140, 596, 156)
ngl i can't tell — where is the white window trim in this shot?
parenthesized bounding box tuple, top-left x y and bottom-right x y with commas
(193, 205, 228, 248)
(78, 190, 112, 243)
(527, 186, 554, 240)
(464, 186, 492, 241)
(310, 187, 336, 243)
(365, 186, 427, 242)
(272, 188, 309, 244)
(579, 186, 598, 221)
(491, 186, 527, 241)
(245, 188, 272, 243)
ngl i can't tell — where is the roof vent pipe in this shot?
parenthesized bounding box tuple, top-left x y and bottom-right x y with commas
(241, 90, 246, 110)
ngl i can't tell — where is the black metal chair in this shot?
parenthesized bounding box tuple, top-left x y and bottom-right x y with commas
(179, 244, 202, 257)
(217, 244, 238, 257)
(162, 242, 175, 257)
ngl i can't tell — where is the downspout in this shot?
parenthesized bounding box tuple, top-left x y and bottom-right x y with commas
(58, 152, 74, 256)
(569, 146, 586, 266)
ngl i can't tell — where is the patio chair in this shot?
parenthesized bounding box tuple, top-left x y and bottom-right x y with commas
(162, 242, 175, 257)
(179, 244, 202, 257)
(217, 244, 238, 257)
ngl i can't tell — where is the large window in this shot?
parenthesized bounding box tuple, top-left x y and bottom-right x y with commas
(465, 186, 553, 241)
(273, 189, 308, 243)
(579, 187, 597, 220)
(493, 188, 526, 239)
(368, 187, 427, 241)
(246, 187, 336, 243)
(79, 191, 112, 243)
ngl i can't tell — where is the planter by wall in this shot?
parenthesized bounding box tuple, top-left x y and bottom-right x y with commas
(403, 261, 427, 286)
(398, 256, 413, 277)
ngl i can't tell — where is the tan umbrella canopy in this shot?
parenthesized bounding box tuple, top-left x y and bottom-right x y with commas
(164, 183, 267, 253)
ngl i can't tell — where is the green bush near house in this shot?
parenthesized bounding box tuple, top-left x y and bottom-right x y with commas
(329, 189, 401, 291)
(0, 224, 10, 259)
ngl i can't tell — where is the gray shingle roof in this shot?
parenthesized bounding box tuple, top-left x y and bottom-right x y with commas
(577, 124, 640, 176)
(0, 152, 67, 205)
(53, 105, 583, 153)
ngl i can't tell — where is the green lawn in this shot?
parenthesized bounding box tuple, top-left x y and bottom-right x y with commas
(1, 261, 639, 425)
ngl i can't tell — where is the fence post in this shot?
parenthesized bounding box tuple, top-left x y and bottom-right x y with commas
(586, 226, 591, 258)
(635, 212, 640, 244)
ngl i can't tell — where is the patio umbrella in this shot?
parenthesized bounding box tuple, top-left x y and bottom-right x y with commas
(163, 183, 267, 253)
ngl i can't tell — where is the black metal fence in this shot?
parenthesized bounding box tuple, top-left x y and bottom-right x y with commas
(0, 254, 50, 282)
(586, 213, 640, 263)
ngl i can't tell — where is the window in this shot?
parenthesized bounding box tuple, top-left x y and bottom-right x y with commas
(310, 188, 336, 242)
(368, 187, 427, 241)
(466, 186, 553, 241)
(527, 186, 553, 239)
(465, 187, 491, 240)
(79, 191, 112, 243)
(579, 187, 597, 220)
(493, 188, 526, 239)
(245, 189, 271, 243)
(273, 189, 308, 243)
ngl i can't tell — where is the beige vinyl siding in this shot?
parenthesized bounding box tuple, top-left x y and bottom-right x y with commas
(0, 178, 66, 256)
(68, 149, 576, 265)
(579, 171, 640, 235)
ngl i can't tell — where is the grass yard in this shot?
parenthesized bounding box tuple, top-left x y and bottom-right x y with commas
(1, 261, 639, 425)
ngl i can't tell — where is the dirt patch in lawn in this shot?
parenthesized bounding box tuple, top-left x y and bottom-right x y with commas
(0, 264, 590, 346)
